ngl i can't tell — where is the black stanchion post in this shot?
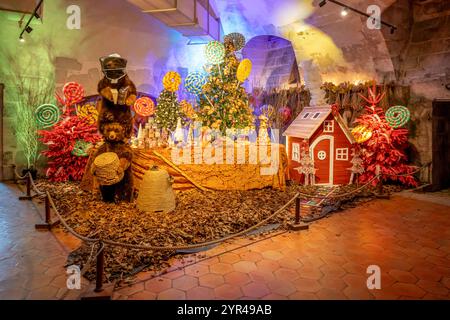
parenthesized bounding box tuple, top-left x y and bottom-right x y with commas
(45, 194, 51, 224)
(288, 196, 309, 231)
(19, 173, 33, 200)
(375, 175, 389, 199)
(95, 244, 104, 293)
(35, 193, 60, 230)
(81, 242, 113, 300)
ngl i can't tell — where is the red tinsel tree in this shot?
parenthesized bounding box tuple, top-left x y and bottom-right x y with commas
(355, 85, 417, 187)
(39, 116, 101, 182)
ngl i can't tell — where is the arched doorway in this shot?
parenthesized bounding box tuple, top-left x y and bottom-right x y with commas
(242, 35, 309, 144)
(242, 35, 300, 90)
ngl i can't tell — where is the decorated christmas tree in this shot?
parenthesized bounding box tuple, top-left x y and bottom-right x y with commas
(155, 90, 185, 131)
(197, 37, 254, 134)
(354, 85, 417, 187)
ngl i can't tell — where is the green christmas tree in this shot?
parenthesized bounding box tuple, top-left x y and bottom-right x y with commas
(155, 90, 185, 131)
(198, 40, 254, 134)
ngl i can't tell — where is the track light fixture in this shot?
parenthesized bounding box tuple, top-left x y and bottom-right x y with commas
(318, 0, 397, 33)
(18, 0, 43, 42)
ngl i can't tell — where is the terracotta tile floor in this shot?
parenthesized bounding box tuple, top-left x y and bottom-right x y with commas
(1, 182, 449, 300)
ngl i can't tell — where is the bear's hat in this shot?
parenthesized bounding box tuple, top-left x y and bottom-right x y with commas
(99, 53, 127, 71)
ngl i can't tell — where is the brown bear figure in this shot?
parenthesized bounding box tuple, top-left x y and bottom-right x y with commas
(92, 122, 134, 202)
(97, 53, 136, 140)
(94, 54, 136, 202)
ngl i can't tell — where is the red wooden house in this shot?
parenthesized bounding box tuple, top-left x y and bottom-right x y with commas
(283, 106, 355, 185)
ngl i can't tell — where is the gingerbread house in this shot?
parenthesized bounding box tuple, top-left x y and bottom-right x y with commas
(283, 106, 355, 185)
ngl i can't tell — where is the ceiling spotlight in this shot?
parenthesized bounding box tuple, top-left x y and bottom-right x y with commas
(25, 26, 33, 33)
(341, 7, 349, 17)
(319, 0, 327, 7)
(19, 36, 25, 43)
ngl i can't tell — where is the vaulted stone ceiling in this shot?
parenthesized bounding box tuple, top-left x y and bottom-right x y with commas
(215, 0, 398, 84)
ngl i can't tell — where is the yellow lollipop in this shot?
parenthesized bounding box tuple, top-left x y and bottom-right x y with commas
(163, 71, 181, 92)
(351, 125, 373, 143)
(237, 59, 252, 82)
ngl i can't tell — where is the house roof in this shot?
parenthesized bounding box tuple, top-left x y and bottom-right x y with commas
(283, 105, 355, 143)
(283, 106, 332, 139)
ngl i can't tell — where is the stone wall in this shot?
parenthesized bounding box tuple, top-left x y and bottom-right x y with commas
(0, 0, 204, 174)
(382, 0, 450, 181)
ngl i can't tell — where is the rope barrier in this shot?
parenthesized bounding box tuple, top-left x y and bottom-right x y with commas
(296, 175, 379, 199)
(14, 166, 299, 251)
(29, 176, 46, 196)
(296, 162, 431, 200)
(101, 193, 300, 251)
(46, 192, 99, 244)
(383, 163, 429, 177)
(14, 161, 432, 252)
(14, 166, 30, 180)
(12, 160, 431, 295)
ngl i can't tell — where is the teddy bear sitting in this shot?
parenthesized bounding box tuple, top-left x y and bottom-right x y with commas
(91, 122, 133, 202)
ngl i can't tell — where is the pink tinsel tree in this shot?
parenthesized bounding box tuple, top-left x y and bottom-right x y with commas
(355, 85, 417, 187)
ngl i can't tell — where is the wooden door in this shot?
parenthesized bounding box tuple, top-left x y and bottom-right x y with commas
(432, 100, 450, 191)
(312, 136, 333, 184)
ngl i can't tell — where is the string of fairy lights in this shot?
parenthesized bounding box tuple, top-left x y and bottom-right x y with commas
(18, 0, 44, 42)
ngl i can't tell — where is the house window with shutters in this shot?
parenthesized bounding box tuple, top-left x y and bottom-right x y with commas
(336, 148, 349, 161)
(323, 120, 334, 133)
(292, 143, 300, 161)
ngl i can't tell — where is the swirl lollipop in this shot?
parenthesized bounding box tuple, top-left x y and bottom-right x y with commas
(163, 71, 181, 92)
(224, 33, 246, 51)
(71, 140, 92, 157)
(134, 97, 155, 117)
(35, 104, 61, 129)
(63, 82, 84, 106)
(205, 41, 225, 65)
(385, 105, 410, 128)
(237, 59, 252, 82)
(185, 72, 214, 109)
(184, 72, 207, 95)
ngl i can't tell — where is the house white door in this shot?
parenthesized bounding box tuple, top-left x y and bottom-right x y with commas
(310, 135, 334, 185)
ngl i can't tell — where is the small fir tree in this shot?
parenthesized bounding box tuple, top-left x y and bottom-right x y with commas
(155, 90, 185, 131)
